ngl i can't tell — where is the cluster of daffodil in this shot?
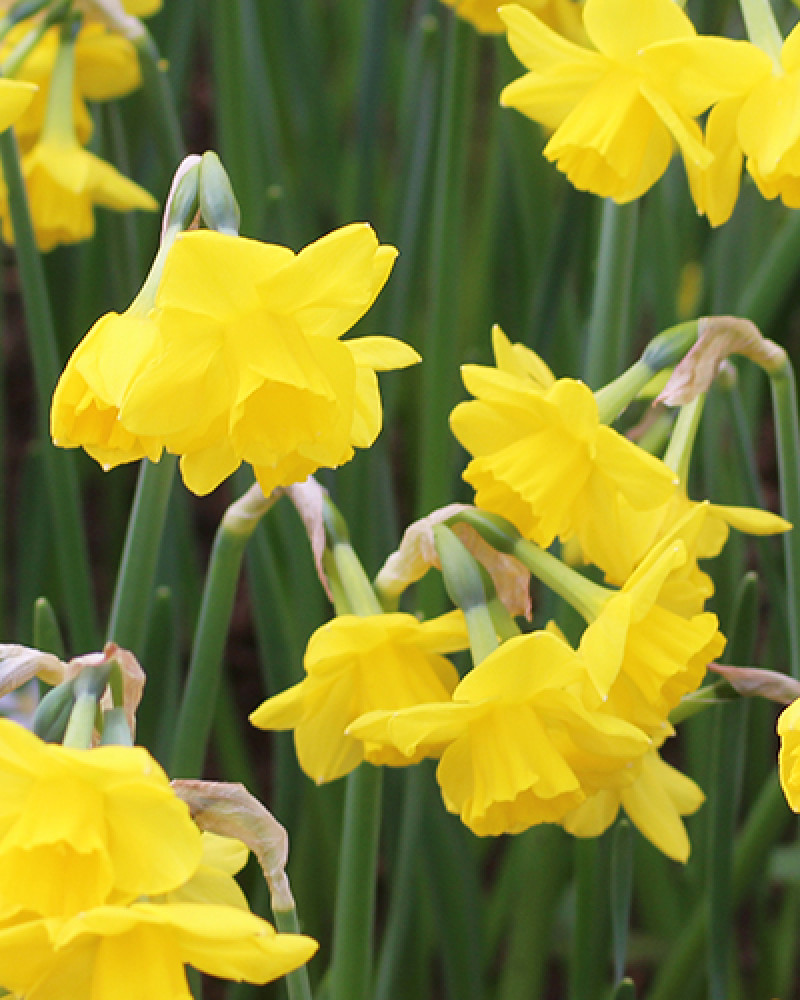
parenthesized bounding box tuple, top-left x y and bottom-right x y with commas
(0, 647, 317, 998)
(42, 148, 799, 867)
(251, 321, 793, 863)
(443, 0, 800, 226)
(0, 0, 160, 250)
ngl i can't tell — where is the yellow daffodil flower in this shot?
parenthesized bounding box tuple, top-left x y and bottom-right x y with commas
(578, 508, 726, 738)
(53, 224, 419, 495)
(250, 610, 469, 784)
(0, 901, 317, 998)
(350, 630, 650, 836)
(0, 24, 157, 250)
(0, 719, 203, 918)
(778, 696, 800, 812)
(562, 746, 704, 862)
(6, 135, 158, 251)
(440, 0, 585, 41)
(499, 0, 765, 203)
(450, 328, 676, 569)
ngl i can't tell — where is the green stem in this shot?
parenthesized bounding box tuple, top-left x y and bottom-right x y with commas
(40, 18, 78, 144)
(594, 359, 657, 425)
(585, 200, 638, 389)
(169, 483, 279, 778)
(417, 13, 473, 518)
(328, 763, 383, 1000)
(273, 907, 314, 1000)
(323, 495, 384, 617)
(434, 524, 498, 664)
(663, 395, 705, 482)
(736, 214, 800, 330)
(769, 358, 800, 678)
(374, 768, 427, 1000)
(707, 574, 757, 1000)
(450, 509, 607, 622)
(62, 694, 98, 749)
(570, 836, 610, 1000)
(645, 773, 791, 1000)
(106, 455, 177, 654)
(0, 130, 99, 651)
(738, 0, 783, 67)
(135, 26, 186, 171)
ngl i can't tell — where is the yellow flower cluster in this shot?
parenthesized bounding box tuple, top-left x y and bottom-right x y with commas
(0, 719, 316, 997)
(498, 0, 800, 225)
(252, 328, 789, 863)
(0, 0, 159, 250)
(50, 222, 419, 495)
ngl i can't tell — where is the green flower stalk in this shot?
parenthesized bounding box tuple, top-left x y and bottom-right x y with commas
(170, 482, 281, 778)
(0, 129, 99, 650)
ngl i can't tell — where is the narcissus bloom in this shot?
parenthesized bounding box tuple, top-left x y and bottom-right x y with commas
(499, 0, 764, 202)
(0, 719, 202, 918)
(250, 611, 469, 784)
(441, 0, 585, 40)
(450, 329, 676, 568)
(578, 508, 726, 737)
(4, 134, 158, 251)
(350, 631, 649, 836)
(562, 746, 704, 862)
(0, 901, 317, 999)
(778, 697, 800, 812)
(53, 224, 419, 495)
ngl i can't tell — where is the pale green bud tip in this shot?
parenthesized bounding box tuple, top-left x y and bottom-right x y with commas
(199, 150, 240, 236)
(641, 321, 699, 375)
(161, 154, 202, 242)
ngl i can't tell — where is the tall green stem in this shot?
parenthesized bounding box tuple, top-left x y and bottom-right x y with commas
(321, 494, 385, 1000)
(738, 0, 783, 66)
(769, 358, 800, 678)
(170, 483, 278, 777)
(106, 455, 177, 655)
(135, 27, 186, 171)
(585, 200, 638, 389)
(417, 13, 473, 518)
(329, 762, 383, 1000)
(0, 130, 99, 651)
